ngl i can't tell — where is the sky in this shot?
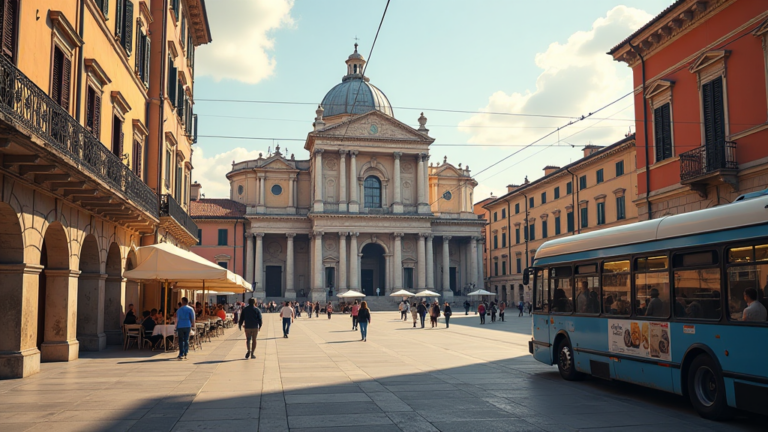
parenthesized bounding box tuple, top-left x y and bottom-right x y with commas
(192, 0, 673, 200)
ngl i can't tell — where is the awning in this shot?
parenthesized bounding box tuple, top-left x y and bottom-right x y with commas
(124, 243, 251, 293)
(338, 290, 366, 298)
(467, 289, 496, 297)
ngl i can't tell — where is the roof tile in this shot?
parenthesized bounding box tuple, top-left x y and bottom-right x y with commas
(189, 199, 246, 219)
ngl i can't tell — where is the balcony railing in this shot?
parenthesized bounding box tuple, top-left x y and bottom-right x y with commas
(0, 53, 158, 216)
(679, 141, 737, 182)
(160, 194, 198, 239)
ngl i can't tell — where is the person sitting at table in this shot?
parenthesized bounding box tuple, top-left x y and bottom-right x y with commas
(195, 302, 203, 316)
(141, 310, 164, 348)
(156, 309, 166, 324)
(216, 305, 227, 321)
(123, 304, 137, 325)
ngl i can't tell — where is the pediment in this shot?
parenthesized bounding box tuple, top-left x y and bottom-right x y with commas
(689, 50, 729, 74)
(434, 163, 463, 177)
(753, 18, 768, 37)
(644, 79, 674, 99)
(262, 156, 295, 170)
(314, 111, 434, 143)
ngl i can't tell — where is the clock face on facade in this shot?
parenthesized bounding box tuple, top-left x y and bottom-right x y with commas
(369, 124, 379, 135)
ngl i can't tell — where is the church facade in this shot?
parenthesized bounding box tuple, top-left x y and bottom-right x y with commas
(202, 45, 484, 302)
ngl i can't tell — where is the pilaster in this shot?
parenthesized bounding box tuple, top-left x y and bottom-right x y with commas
(0, 264, 42, 379)
(393, 233, 403, 290)
(254, 233, 265, 300)
(338, 232, 348, 291)
(285, 233, 296, 300)
(313, 149, 325, 212)
(339, 150, 348, 212)
(417, 233, 427, 289)
(40, 269, 81, 362)
(393, 151, 403, 213)
(348, 151, 359, 213)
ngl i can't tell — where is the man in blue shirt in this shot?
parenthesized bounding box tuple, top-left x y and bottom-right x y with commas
(175, 297, 195, 360)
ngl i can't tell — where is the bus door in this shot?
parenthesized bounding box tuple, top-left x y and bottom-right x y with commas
(531, 269, 552, 364)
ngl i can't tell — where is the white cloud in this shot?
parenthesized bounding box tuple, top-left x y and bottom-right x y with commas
(191, 146, 268, 197)
(196, 0, 295, 84)
(458, 6, 651, 182)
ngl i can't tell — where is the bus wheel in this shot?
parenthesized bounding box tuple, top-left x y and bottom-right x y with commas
(557, 339, 584, 381)
(687, 354, 733, 421)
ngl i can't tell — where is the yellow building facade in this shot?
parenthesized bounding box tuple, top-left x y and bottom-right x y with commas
(483, 136, 638, 304)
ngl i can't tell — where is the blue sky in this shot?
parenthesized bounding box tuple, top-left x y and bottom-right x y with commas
(192, 0, 672, 198)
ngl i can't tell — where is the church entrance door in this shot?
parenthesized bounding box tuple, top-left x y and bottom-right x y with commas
(265, 266, 282, 297)
(450, 267, 457, 294)
(361, 243, 385, 296)
(361, 270, 374, 296)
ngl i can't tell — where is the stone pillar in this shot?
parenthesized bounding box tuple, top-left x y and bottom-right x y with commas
(285, 233, 296, 300)
(349, 232, 359, 289)
(477, 238, 484, 289)
(416, 155, 424, 206)
(441, 236, 452, 299)
(426, 235, 434, 289)
(288, 174, 296, 213)
(348, 151, 359, 212)
(339, 150, 348, 212)
(0, 264, 42, 379)
(470, 236, 478, 289)
(417, 233, 427, 289)
(311, 231, 325, 302)
(104, 275, 126, 345)
(41, 269, 80, 362)
(313, 149, 324, 212)
(393, 152, 403, 213)
(338, 232, 347, 291)
(77, 272, 107, 351)
(384, 253, 392, 293)
(245, 233, 254, 285)
(257, 173, 266, 213)
(418, 154, 431, 214)
(254, 233, 265, 299)
(393, 233, 403, 290)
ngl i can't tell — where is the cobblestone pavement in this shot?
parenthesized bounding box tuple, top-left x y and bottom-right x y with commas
(0, 311, 763, 431)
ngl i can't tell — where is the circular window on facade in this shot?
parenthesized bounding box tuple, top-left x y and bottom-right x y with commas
(442, 190, 452, 201)
(271, 184, 283, 196)
(237, 185, 244, 195)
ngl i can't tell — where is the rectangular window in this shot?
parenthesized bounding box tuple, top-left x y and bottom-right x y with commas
(516, 258, 521, 274)
(493, 235, 498, 249)
(567, 212, 574, 232)
(579, 175, 587, 190)
(116, 0, 133, 55)
(541, 192, 547, 204)
(616, 196, 626, 220)
(549, 268, 573, 313)
(515, 203, 520, 214)
(502, 261, 507, 276)
(132, 139, 142, 178)
(175, 165, 183, 200)
(554, 187, 560, 200)
(575, 274, 600, 314)
(554, 216, 561, 235)
(403, 268, 414, 289)
(0, 0, 18, 62)
(85, 86, 101, 138)
(494, 262, 498, 276)
(542, 220, 548, 238)
(702, 77, 726, 154)
(217, 261, 227, 269)
(494, 212, 497, 222)
(197, 229, 202, 245)
(615, 160, 624, 177)
(167, 55, 177, 106)
(529, 197, 534, 208)
(603, 260, 630, 315)
(112, 115, 124, 159)
(515, 228, 520, 244)
(597, 202, 605, 225)
(217, 229, 228, 246)
(635, 256, 670, 318)
(501, 233, 506, 248)
(529, 223, 535, 241)
(580, 206, 588, 228)
(501, 209, 506, 219)
(566, 181, 572, 195)
(51, 45, 72, 110)
(726, 244, 768, 322)
(136, 29, 151, 87)
(596, 169, 604, 184)
(653, 102, 673, 162)
(674, 254, 721, 320)
(164, 149, 172, 188)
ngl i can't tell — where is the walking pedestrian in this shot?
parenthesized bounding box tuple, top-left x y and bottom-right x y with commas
(357, 301, 371, 341)
(239, 298, 263, 358)
(417, 300, 428, 328)
(443, 302, 452, 328)
(326, 302, 333, 319)
(351, 300, 360, 330)
(499, 302, 506, 322)
(478, 302, 486, 324)
(463, 299, 470, 315)
(175, 297, 195, 360)
(399, 301, 406, 321)
(314, 302, 320, 318)
(403, 301, 410, 321)
(490, 301, 497, 323)
(280, 301, 294, 338)
(518, 301, 524, 317)
(295, 301, 302, 318)
(410, 302, 418, 328)
(429, 301, 440, 328)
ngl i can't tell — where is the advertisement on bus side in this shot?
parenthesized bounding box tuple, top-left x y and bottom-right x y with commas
(608, 319, 671, 361)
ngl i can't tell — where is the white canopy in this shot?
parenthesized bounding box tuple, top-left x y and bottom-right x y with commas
(338, 290, 366, 298)
(467, 289, 496, 297)
(414, 290, 441, 297)
(124, 243, 251, 292)
(390, 290, 415, 297)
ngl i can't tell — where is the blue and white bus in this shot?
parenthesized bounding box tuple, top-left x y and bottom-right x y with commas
(526, 189, 768, 420)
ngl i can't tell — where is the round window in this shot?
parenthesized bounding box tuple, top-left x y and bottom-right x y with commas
(442, 190, 452, 201)
(237, 185, 244, 195)
(271, 184, 283, 196)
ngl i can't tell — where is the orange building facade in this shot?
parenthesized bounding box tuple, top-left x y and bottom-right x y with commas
(610, 0, 768, 219)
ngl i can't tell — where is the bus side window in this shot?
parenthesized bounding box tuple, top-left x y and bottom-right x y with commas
(551, 278, 573, 313)
(727, 263, 768, 322)
(673, 268, 721, 319)
(635, 256, 670, 318)
(603, 260, 630, 316)
(574, 276, 599, 314)
(535, 270, 547, 312)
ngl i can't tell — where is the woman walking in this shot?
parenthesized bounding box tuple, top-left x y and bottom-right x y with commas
(410, 302, 418, 328)
(499, 302, 506, 322)
(429, 301, 440, 328)
(351, 300, 360, 330)
(443, 302, 452, 328)
(326, 302, 333, 319)
(490, 301, 497, 323)
(357, 301, 371, 342)
(478, 302, 486, 324)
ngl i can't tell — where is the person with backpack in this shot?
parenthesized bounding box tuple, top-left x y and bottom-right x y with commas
(490, 301, 497, 323)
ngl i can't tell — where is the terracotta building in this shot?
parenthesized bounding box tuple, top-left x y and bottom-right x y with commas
(192, 45, 485, 303)
(0, 0, 209, 379)
(483, 136, 638, 304)
(473, 196, 495, 291)
(609, 0, 768, 219)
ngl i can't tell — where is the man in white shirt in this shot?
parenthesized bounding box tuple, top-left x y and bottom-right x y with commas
(279, 301, 295, 338)
(742, 288, 767, 322)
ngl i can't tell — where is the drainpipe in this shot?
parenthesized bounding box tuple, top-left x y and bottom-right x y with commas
(522, 192, 529, 269)
(629, 42, 653, 220)
(75, 0, 84, 121)
(155, 0, 169, 244)
(506, 198, 512, 295)
(565, 168, 580, 234)
(232, 219, 237, 275)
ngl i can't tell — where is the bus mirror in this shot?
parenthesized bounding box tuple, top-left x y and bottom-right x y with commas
(522, 268, 530, 285)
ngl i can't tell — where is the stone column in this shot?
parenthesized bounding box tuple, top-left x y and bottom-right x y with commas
(245, 233, 254, 285)
(441, 236, 452, 299)
(285, 233, 296, 300)
(417, 233, 427, 289)
(41, 269, 80, 362)
(384, 253, 392, 293)
(104, 275, 126, 345)
(339, 151, 348, 212)
(257, 173, 266, 213)
(426, 234, 434, 289)
(477, 238, 484, 289)
(313, 149, 324, 212)
(311, 231, 324, 301)
(349, 232, 359, 289)
(348, 151, 359, 212)
(288, 174, 296, 213)
(254, 233, 265, 299)
(418, 154, 431, 214)
(0, 264, 42, 379)
(416, 155, 424, 206)
(77, 272, 107, 351)
(393, 233, 403, 290)
(338, 232, 347, 291)
(393, 152, 403, 213)
(470, 236, 478, 289)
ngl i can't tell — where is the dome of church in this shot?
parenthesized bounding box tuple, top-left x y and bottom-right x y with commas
(320, 44, 394, 118)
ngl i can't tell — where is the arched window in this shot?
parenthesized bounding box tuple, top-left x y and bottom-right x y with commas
(364, 176, 381, 208)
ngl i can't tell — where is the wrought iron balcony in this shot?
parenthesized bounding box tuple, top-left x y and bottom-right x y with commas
(160, 194, 199, 242)
(0, 52, 158, 217)
(679, 141, 737, 182)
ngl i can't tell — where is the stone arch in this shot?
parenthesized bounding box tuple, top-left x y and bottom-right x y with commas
(358, 160, 389, 182)
(358, 236, 390, 255)
(40, 222, 70, 270)
(77, 234, 106, 351)
(104, 242, 124, 345)
(124, 248, 140, 319)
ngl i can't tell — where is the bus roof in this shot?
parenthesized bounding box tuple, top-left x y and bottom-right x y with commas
(534, 192, 768, 262)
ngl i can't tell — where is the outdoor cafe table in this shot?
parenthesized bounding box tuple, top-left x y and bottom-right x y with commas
(153, 325, 195, 351)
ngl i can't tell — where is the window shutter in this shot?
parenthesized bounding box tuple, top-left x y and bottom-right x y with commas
(177, 79, 183, 110)
(711, 77, 725, 145)
(653, 105, 663, 162)
(135, 30, 142, 73)
(661, 103, 672, 160)
(123, 1, 133, 55)
(51, 48, 62, 105)
(192, 113, 197, 143)
(86, 88, 93, 132)
(134, 141, 143, 176)
(115, 0, 123, 39)
(61, 55, 71, 111)
(93, 92, 101, 138)
(119, 130, 124, 159)
(143, 36, 151, 87)
(167, 58, 176, 105)
(2, 0, 18, 60)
